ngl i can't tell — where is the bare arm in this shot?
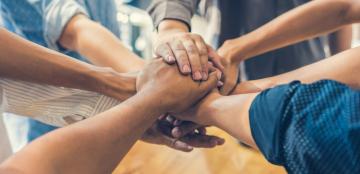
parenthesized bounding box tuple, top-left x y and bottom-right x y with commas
(233, 46, 360, 94)
(329, 25, 353, 55)
(0, 28, 136, 101)
(0, 59, 219, 174)
(0, 91, 164, 174)
(59, 15, 144, 72)
(219, 0, 360, 63)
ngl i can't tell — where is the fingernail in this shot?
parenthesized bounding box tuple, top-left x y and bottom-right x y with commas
(193, 71, 202, 80)
(202, 72, 208, 80)
(217, 81, 224, 87)
(182, 65, 191, 73)
(217, 72, 222, 80)
(187, 146, 194, 151)
(168, 55, 175, 62)
(166, 116, 174, 123)
(158, 114, 166, 120)
(174, 120, 182, 126)
(217, 139, 225, 145)
(172, 127, 182, 138)
(211, 139, 218, 146)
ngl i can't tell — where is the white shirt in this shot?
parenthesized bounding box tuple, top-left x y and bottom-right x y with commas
(0, 78, 120, 162)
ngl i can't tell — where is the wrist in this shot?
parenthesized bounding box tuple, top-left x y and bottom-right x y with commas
(220, 35, 257, 63)
(158, 20, 189, 34)
(197, 93, 223, 126)
(91, 67, 137, 101)
(136, 87, 169, 114)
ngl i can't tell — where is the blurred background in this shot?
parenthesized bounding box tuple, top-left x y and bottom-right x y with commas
(2, 0, 360, 174)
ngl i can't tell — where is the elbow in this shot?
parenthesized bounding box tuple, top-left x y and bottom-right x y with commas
(58, 14, 90, 51)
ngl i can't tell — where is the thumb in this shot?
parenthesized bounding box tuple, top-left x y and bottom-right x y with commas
(155, 43, 176, 64)
(200, 70, 220, 92)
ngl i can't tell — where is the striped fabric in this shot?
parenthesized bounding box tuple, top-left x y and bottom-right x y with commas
(0, 78, 120, 127)
(0, 78, 121, 162)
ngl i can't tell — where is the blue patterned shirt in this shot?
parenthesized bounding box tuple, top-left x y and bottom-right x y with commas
(250, 80, 360, 174)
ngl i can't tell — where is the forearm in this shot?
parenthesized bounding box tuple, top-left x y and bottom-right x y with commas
(233, 46, 360, 94)
(204, 94, 258, 148)
(0, 92, 162, 174)
(329, 25, 353, 55)
(225, 0, 360, 63)
(59, 15, 144, 72)
(0, 28, 135, 101)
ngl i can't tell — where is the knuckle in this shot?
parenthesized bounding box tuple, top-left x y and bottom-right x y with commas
(177, 52, 189, 62)
(187, 45, 198, 55)
(199, 49, 208, 56)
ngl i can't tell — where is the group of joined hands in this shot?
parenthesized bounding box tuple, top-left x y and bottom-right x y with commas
(130, 30, 251, 152)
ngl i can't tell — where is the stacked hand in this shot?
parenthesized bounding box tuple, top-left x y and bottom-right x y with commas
(154, 29, 240, 95)
(137, 59, 225, 151)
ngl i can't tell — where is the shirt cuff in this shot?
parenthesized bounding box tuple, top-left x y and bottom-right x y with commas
(43, 0, 89, 52)
(148, 1, 193, 31)
(249, 81, 301, 165)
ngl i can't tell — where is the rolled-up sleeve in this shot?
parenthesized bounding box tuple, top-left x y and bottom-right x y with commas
(250, 80, 360, 173)
(41, 0, 89, 51)
(148, 0, 199, 30)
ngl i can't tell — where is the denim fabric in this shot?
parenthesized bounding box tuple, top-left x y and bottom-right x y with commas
(250, 80, 360, 174)
(0, 0, 120, 141)
(0, 0, 120, 61)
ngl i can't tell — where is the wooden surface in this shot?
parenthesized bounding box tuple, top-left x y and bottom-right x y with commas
(113, 127, 286, 174)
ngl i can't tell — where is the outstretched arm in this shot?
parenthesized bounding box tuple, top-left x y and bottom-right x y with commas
(233, 46, 360, 94)
(0, 91, 163, 174)
(0, 59, 220, 174)
(0, 28, 136, 101)
(179, 79, 360, 173)
(219, 0, 360, 63)
(59, 14, 144, 72)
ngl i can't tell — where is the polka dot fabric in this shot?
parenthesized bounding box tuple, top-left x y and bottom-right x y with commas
(250, 80, 360, 174)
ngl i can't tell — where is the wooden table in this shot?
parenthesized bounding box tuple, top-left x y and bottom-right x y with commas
(114, 127, 286, 174)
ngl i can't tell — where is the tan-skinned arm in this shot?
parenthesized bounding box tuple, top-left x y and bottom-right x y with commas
(0, 92, 162, 174)
(329, 25, 353, 55)
(218, 0, 360, 64)
(0, 59, 219, 174)
(177, 44, 360, 150)
(0, 28, 135, 101)
(0, 28, 224, 153)
(59, 14, 144, 72)
(233, 46, 360, 94)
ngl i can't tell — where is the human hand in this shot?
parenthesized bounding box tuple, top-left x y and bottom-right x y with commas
(136, 59, 221, 113)
(154, 30, 224, 81)
(141, 115, 224, 152)
(217, 42, 240, 95)
(173, 90, 223, 126)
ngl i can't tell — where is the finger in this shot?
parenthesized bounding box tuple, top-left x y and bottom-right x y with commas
(166, 115, 176, 124)
(180, 133, 226, 148)
(207, 45, 225, 71)
(173, 119, 182, 126)
(164, 136, 194, 152)
(197, 127, 207, 135)
(208, 62, 222, 80)
(158, 114, 167, 120)
(155, 43, 176, 64)
(169, 40, 192, 75)
(193, 36, 209, 80)
(220, 67, 240, 95)
(172, 122, 201, 138)
(199, 70, 220, 93)
(181, 38, 203, 81)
